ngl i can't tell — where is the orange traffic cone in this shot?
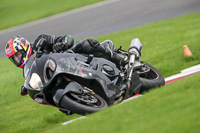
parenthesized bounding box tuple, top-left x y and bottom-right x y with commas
(183, 45, 192, 57)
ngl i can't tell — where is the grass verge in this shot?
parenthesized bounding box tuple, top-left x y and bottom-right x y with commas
(0, 0, 104, 30)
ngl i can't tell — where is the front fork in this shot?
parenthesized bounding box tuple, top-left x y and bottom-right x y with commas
(127, 54, 136, 88)
(126, 38, 143, 89)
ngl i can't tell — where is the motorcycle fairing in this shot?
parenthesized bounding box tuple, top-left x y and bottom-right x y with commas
(24, 53, 123, 104)
(53, 81, 84, 106)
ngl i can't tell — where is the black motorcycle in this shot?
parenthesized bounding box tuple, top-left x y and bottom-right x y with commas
(21, 38, 165, 115)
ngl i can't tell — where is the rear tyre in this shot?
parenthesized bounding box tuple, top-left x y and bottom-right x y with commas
(138, 62, 165, 92)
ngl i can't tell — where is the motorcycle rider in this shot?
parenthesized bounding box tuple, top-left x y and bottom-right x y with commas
(5, 34, 127, 69)
(5, 34, 128, 114)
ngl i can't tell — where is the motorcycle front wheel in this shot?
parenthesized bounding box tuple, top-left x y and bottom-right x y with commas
(60, 90, 107, 115)
(138, 62, 165, 92)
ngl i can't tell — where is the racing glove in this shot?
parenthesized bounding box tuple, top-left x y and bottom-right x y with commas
(52, 42, 67, 52)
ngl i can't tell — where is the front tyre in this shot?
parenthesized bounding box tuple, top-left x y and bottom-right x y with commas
(60, 90, 107, 115)
(138, 62, 165, 92)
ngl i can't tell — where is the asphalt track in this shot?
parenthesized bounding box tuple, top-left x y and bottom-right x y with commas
(0, 0, 200, 57)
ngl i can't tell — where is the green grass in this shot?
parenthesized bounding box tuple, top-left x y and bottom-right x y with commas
(50, 73, 200, 133)
(0, 12, 200, 133)
(0, 0, 104, 30)
(94, 12, 200, 77)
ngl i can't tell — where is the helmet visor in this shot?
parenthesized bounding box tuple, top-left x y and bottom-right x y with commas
(9, 51, 24, 67)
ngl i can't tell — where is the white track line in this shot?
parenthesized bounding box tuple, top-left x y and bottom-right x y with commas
(62, 116, 87, 126)
(122, 94, 143, 103)
(165, 64, 200, 82)
(181, 64, 200, 73)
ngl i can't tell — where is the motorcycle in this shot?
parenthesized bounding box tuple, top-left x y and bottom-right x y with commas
(21, 38, 165, 115)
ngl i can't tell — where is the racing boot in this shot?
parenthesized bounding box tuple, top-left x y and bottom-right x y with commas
(87, 39, 128, 67)
(72, 39, 128, 67)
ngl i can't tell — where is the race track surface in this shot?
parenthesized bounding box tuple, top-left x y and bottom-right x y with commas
(0, 0, 200, 57)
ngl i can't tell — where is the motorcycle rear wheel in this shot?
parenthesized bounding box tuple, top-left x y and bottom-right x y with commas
(138, 62, 165, 92)
(60, 92, 107, 115)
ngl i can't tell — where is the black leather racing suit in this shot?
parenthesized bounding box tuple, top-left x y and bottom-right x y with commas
(32, 34, 127, 67)
(31, 34, 74, 52)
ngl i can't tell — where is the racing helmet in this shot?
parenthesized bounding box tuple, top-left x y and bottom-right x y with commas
(5, 36, 32, 68)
